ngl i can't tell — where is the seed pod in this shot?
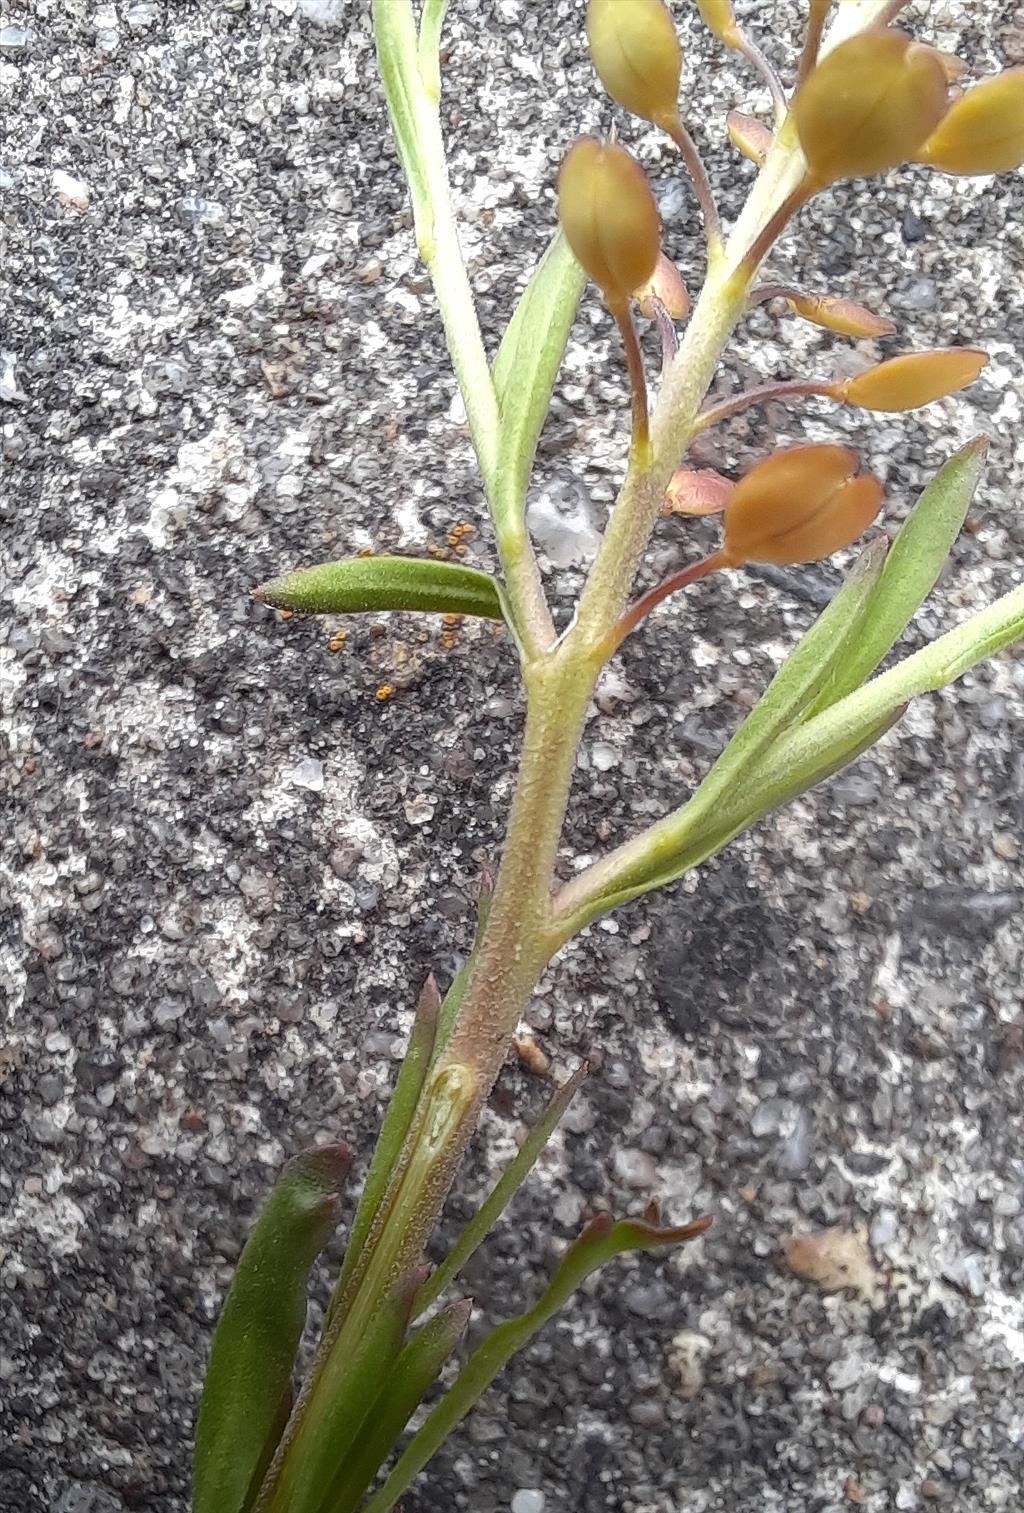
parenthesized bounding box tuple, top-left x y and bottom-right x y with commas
(586, 0, 682, 126)
(918, 68, 1024, 175)
(723, 444, 883, 566)
(695, 0, 741, 48)
(793, 29, 950, 185)
(633, 251, 690, 320)
(838, 348, 988, 411)
(727, 110, 773, 166)
(558, 137, 661, 306)
(784, 292, 895, 340)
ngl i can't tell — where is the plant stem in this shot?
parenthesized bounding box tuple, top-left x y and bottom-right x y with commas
(694, 377, 838, 432)
(661, 113, 724, 260)
(612, 298, 651, 467)
(735, 32, 788, 121)
(602, 550, 728, 658)
(372, 0, 554, 657)
(795, 0, 830, 90)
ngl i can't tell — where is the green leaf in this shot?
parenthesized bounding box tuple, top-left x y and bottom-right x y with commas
(193, 1146, 352, 1513)
(258, 1268, 423, 1513)
(359, 1211, 712, 1513)
(561, 578, 1024, 929)
(328, 978, 440, 1331)
(414, 1064, 588, 1320)
(321, 1300, 471, 1513)
(490, 232, 587, 538)
(253, 556, 508, 622)
(805, 435, 989, 714)
(373, 0, 433, 250)
(417, 0, 451, 105)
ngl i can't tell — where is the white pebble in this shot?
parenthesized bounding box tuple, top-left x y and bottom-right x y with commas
(511, 1493, 545, 1513)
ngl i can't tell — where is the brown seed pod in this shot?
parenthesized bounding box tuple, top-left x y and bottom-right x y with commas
(838, 348, 988, 411)
(558, 137, 661, 306)
(586, 0, 682, 127)
(793, 29, 950, 185)
(918, 68, 1024, 175)
(723, 444, 883, 567)
(783, 292, 895, 341)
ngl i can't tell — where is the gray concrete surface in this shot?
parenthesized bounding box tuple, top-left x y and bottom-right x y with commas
(2, 2, 1023, 1511)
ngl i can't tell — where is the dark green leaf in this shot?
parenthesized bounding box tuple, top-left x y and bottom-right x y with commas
(193, 1146, 352, 1513)
(414, 1064, 588, 1319)
(257, 1267, 423, 1513)
(321, 1300, 471, 1513)
(253, 556, 508, 622)
(359, 1212, 711, 1513)
(328, 977, 439, 1328)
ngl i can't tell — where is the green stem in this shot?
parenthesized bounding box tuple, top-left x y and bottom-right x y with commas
(372, 0, 554, 657)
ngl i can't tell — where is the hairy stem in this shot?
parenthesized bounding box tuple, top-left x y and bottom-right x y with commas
(796, 0, 830, 90)
(612, 297, 652, 466)
(695, 377, 838, 431)
(602, 550, 728, 658)
(661, 113, 724, 259)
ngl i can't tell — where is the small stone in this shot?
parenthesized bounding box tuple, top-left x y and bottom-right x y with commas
(29, 924, 65, 962)
(403, 793, 436, 826)
(920, 1482, 942, 1502)
(153, 996, 187, 1029)
(37, 1075, 64, 1107)
(613, 1148, 658, 1190)
(511, 1493, 546, 1513)
(74, 870, 104, 897)
(189, 971, 221, 1009)
(0, 24, 34, 51)
(287, 757, 324, 793)
(895, 276, 937, 312)
(52, 169, 90, 209)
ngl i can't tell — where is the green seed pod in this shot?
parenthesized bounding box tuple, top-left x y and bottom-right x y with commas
(919, 68, 1024, 175)
(586, 0, 682, 127)
(558, 137, 661, 306)
(794, 29, 950, 185)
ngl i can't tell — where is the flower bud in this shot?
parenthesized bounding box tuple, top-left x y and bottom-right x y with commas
(633, 251, 690, 320)
(723, 445, 883, 567)
(586, 0, 682, 126)
(784, 292, 895, 340)
(918, 68, 1024, 175)
(558, 137, 661, 306)
(695, 0, 740, 48)
(726, 110, 773, 166)
(837, 348, 988, 411)
(793, 30, 950, 184)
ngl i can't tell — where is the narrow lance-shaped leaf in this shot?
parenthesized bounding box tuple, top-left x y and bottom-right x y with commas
(593, 538, 887, 901)
(414, 1063, 589, 1319)
(328, 977, 440, 1330)
(359, 1211, 712, 1513)
(193, 1146, 352, 1513)
(373, 0, 433, 250)
(257, 1267, 425, 1513)
(320, 1299, 472, 1513)
(490, 231, 587, 539)
(805, 435, 989, 714)
(254, 555, 509, 623)
(558, 578, 1024, 931)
